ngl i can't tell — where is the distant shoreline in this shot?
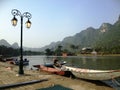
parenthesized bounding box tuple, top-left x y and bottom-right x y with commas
(77, 54, 120, 56)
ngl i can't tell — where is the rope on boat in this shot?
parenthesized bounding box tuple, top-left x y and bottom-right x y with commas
(112, 78, 120, 86)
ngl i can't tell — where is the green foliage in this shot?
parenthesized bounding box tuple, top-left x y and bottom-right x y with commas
(45, 48, 54, 56)
(39, 16, 120, 55)
(54, 45, 63, 56)
(58, 16, 120, 54)
(23, 50, 44, 55)
(0, 45, 43, 57)
(0, 45, 19, 57)
(94, 22, 120, 54)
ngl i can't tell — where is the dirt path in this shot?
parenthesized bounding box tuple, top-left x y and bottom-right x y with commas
(0, 62, 115, 90)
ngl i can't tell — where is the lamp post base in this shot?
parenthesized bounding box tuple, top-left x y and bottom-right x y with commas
(18, 70, 24, 75)
(16, 73, 24, 77)
(19, 60, 24, 75)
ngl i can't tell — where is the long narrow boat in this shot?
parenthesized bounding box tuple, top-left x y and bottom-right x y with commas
(33, 63, 54, 68)
(33, 65, 65, 76)
(9, 59, 29, 66)
(33, 61, 67, 68)
(61, 65, 120, 80)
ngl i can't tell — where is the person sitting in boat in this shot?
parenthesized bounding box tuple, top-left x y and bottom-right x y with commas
(24, 58, 27, 61)
(24, 58, 29, 62)
(53, 58, 62, 67)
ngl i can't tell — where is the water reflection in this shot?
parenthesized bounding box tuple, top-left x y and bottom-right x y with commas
(24, 55, 120, 70)
(23, 55, 120, 89)
(44, 56, 120, 70)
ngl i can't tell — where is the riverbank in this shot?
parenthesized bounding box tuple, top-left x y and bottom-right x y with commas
(77, 54, 120, 56)
(0, 62, 115, 90)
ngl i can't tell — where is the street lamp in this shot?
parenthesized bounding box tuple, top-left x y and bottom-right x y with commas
(11, 9, 32, 75)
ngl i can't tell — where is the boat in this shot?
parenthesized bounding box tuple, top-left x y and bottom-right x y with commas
(33, 61, 67, 68)
(33, 64, 65, 76)
(33, 63, 53, 68)
(60, 65, 120, 80)
(33, 64, 75, 78)
(10, 58, 29, 66)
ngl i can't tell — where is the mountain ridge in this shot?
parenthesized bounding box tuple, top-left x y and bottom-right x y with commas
(41, 15, 120, 53)
(0, 15, 120, 53)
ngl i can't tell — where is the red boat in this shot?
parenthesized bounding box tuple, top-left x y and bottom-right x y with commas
(33, 65, 65, 76)
(33, 64, 75, 78)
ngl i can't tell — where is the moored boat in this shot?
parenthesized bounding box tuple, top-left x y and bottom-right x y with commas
(60, 65, 120, 80)
(33, 64, 53, 68)
(9, 58, 29, 66)
(33, 64, 75, 78)
(34, 64, 65, 76)
(33, 61, 67, 68)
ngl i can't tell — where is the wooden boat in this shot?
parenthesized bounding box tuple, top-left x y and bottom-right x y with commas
(9, 59, 29, 66)
(33, 64, 53, 68)
(0, 56, 14, 62)
(60, 65, 120, 80)
(33, 61, 67, 68)
(14, 59, 29, 66)
(34, 65, 65, 76)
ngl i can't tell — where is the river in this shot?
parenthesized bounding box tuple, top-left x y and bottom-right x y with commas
(22, 55, 120, 70)
(21, 55, 120, 89)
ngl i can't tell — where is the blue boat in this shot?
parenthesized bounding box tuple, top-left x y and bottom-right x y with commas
(14, 58, 29, 66)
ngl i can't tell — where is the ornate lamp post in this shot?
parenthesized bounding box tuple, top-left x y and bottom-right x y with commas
(11, 9, 32, 75)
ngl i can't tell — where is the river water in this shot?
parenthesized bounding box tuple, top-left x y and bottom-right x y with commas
(21, 55, 120, 89)
(23, 55, 120, 70)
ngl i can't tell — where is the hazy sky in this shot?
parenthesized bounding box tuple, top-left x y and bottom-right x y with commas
(0, 0, 120, 48)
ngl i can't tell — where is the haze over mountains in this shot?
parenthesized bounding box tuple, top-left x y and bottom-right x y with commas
(0, 39, 19, 49)
(0, 15, 120, 52)
(39, 15, 120, 52)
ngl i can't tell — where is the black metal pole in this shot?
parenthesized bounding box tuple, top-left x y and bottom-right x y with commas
(19, 16, 24, 75)
(11, 9, 31, 75)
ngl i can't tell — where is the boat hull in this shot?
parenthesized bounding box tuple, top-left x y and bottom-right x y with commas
(34, 65, 65, 76)
(61, 66, 120, 80)
(9, 60, 29, 66)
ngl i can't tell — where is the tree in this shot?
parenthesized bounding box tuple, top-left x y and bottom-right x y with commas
(70, 44, 79, 55)
(0, 45, 19, 57)
(45, 48, 53, 56)
(55, 45, 63, 56)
